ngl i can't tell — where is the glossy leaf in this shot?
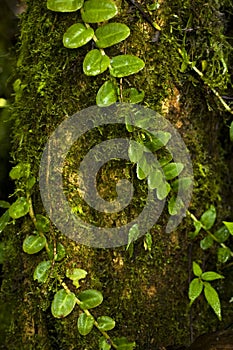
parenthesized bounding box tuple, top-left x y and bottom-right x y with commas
(33, 260, 52, 283)
(23, 235, 47, 254)
(9, 197, 30, 219)
(96, 81, 117, 107)
(97, 316, 115, 331)
(66, 268, 87, 288)
(188, 220, 202, 239)
(189, 278, 203, 306)
(83, 50, 110, 76)
(78, 289, 103, 309)
(200, 205, 216, 230)
(162, 162, 184, 180)
(214, 225, 230, 243)
(47, 0, 84, 12)
(201, 271, 224, 281)
(230, 121, 233, 142)
(113, 337, 136, 350)
(0, 210, 10, 234)
(9, 162, 30, 180)
(63, 23, 94, 48)
(110, 55, 145, 78)
(96, 22, 130, 48)
(217, 247, 231, 264)
(81, 0, 118, 23)
(172, 177, 193, 193)
(156, 181, 170, 200)
(168, 196, 184, 216)
(48, 242, 66, 261)
(0, 200, 10, 209)
(35, 214, 50, 233)
(193, 261, 202, 277)
(126, 224, 140, 250)
(51, 289, 76, 318)
(223, 221, 233, 235)
(204, 282, 222, 320)
(148, 169, 163, 190)
(128, 141, 144, 163)
(200, 236, 214, 250)
(77, 313, 94, 335)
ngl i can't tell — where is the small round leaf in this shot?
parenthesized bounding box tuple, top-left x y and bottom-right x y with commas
(33, 260, 52, 283)
(47, 0, 84, 12)
(200, 205, 216, 230)
(96, 81, 117, 107)
(83, 50, 110, 76)
(23, 235, 47, 254)
(9, 197, 30, 219)
(95, 22, 130, 48)
(35, 214, 50, 233)
(77, 313, 94, 335)
(63, 23, 94, 48)
(97, 316, 115, 331)
(110, 55, 145, 78)
(78, 289, 103, 309)
(162, 162, 184, 181)
(81, 0, 118, 23)
(51, 289, 76, 318)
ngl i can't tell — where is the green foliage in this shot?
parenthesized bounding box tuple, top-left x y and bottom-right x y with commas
(63, 23, 94, 48)
(9, 197, 29, 219)
(33, 260, 52, 283)
(83, 50, 110, 76)
(51, 289, 76, 318)
(66, 268, 87, 288)
(47, 0, 84, 12)
(81, 0, 118, 23)
(97, 316, 115, 331)
(96, 81, 117, 107)
(0, 210, 10, 234)
(95, 23, 130, 48)
(77, 313, 94, 335)
(109, 55, 145, 78)
(78, 289, 103, 309)
(200, 205, 216, 230)
(23, 234, 47, 254)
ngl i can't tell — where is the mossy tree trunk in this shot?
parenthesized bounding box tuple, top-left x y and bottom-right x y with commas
(1, 0, 233, 349)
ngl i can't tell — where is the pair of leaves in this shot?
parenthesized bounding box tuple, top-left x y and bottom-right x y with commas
(78, 314, 115, 336)
(189, 205, 216, 239)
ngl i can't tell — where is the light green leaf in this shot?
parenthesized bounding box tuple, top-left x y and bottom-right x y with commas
(110, 55, 145, 78)
(200, 205, 216, 230)
(217, 247, 232, 264)
(96, 22, 130, 48)
(83, 50, 110, 76)
(201, 271, 224, 281)
(96, 81, 117, 107)
(223, 221, 233, 235)
(230, 121, 233, 142)
(128, 141, 144, 163)
(193, 261, 202, 277)
(113, 337, 136, 350)
(0, 201, 10, 209)
(0, 210, 10, 234)
(156, 181, 170, 200)
(63, 23, 94, 48)
(33, 260, 52, 283)
(172, 177, 193, 193)
(9, 197, 30, 219)
(66, 268, 87, 288)
(204, 282, 222, 320)
(48, 242, 66, 261)
(81, 0, 118, 23)
(188, 278, 203, 305)
(23, 235, 46, 254)
(137, 156, 152, 178)
(77, 313, 94, 335)
(214, 225, 230, 243)
(144, 131, 171, 152)
(200, 236, 214, 250)
(47, 0, 84, 12)
(51, 289, 76, 318)
(148, 169, 163, 190)
(97, 316, 115, 331)
(126, 224, 140, 250)
(188, 220, 202, 239)
(168, 196, 185, 216)
(9, 162, 30, 180)
(78, 289, 103, 309)
(99, 336, 111, 350)
(162, 162, 184, 180)
(35, 214, 50, 233)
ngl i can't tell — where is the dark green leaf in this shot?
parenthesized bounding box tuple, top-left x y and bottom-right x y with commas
(128, 141, 144, 163)
(162, 162, 184, 180)
(168, 196, 184, 216)
(23, 235, 46, 254)
(214, 226, 230, 243)
(66, 268, 87, 288)
(0, 210, 10, 233)
(156, 181, 170, 200)
(110, 55, 145, 78)
(126, 224, 140, 250)
(137, 156, 152, 179)
(200, 236, 214, 250)
(193, 261, 202, 277)
(97, 316, 115, 331)
(204, 282, 222, 320)
(83, 50, 110, 76)
(188, 278, 203, 305)
(200, 205, 216, 230)
(124, 88, 145, 104)
(201, 271, 224, 281)
(223, 221, 233, 235)
(47, 0, 84, 12)
(148, 169, 163, 190)
(230, 121, 233, 142)
(26, 176, 36, 190)
(78, 289, 103, 309)
(96, 81, 117, 107)
(33, 260, 52, 283)
(77, 313, 94, 335)
(0, 200, 10, 209)
(144, 131, 171, 152)
(99, 337, 111, 350)
(48, 242, 66, 261)
(158, 153, 173, 167)
(51, 289, 76, 318)
(9, 162, 30, 180)
(81, 0, 118, 23)
(35, 214, 50, 233)
(63, 23, 94, 48)
(96, 22, 130, 48)
(9, 197, 30, 219)
(217, 247, 232, 264)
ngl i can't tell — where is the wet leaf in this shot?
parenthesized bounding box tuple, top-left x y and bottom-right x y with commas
(217, 247, 232, 264)
(223, 221, 233, 235)
(48, 242, 66, 261)
(214, 225, 230, 243)
(204, 282, 222, 320)
(23, 235, 47, 254)
(172, 177, 193, 193)
(200, 236, 214, 250)
(78, 289, 103, 309)
(123, 88, 145, 104)
(189, 278, 203, 305)
(110, 55, 145, 78)
(96, 81, 117, 107)
(77, 313, 94, 335)
(144, 131, 171, 152)
(200, 205, 216, 230)
(95, 22, 130, 48)
(81, 0, 118, 23)
(35, 214, 50, 233)
(168, 196, 185, 216)
(51, 289, 76, 318)
(113, 337, 136, 350)
(156, 181, 170, 200)
(148, 169, 163, 190)
(83, 50, 110, 76)
(63, 23, 94, 48)
(9, 197, 30, 219)
(47, 0, 84, 12)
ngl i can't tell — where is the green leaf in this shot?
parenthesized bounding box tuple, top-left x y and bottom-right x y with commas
(23, 235, 47, 254)
(0, 200, 10, 209)
(144, 131, 171, 152)
(204, 282, 222, 320)
(66, 268, 87, 288)
(78, 289, 103, 309)
(148, 169, 163, 190)
(110, 55, 145, 78)
(230, 121, 233, 142)
(9, 162, 30, 180)
(214, 225, 230, 243)
(95, 22, 130, 48)
(81, 0, 118, 23)
(126, 224, 140, 250)
(77, 313, 94, 335)
(162, 162, 184, 181)
(48, 242, 66, 261)
(99, 337, 111, 350)
(47, 0, 84, 12)
(188, 278, 203, 305)
(193, 261, 202, 277)
(128, 141, 144, 163)
(158, 153, 173, 167)
(172, 177, 193, 193)
(200, 236, 214, 250)
(26, 176, 36, 190)
(51, 289, 76, 318)
(188, 220, 202, 239)
(156, 181, 170, 200)
(168, 196, 184, 216)
(96, 81, 117, 107)
(143, 232, 152, 251)
(33, 260, 52, 283)
(9, 197, 30, 219)
(63, 23, 94, 48)
(83, 50, 110, 76)
(0, 210, 10, 233)
(123, 88, 145, 104)
(113, 337, 136, 350)
(223, 221, 233, 235)
(200, 205, 216, 230)
(35, 214, 50, 233)
(137, 156, 152, 178)
(201, 271, 224, 281)
(97, 316, 115, 331)
(217, 247, 232, 264)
